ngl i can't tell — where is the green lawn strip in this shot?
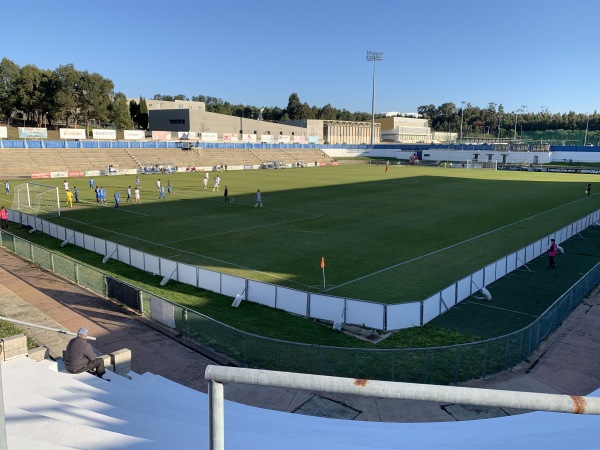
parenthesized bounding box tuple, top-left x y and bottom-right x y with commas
(0, 320, 39, 349)
(8, 227, 480, 350)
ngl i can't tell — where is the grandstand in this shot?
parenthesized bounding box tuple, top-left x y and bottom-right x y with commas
(0, 146, 333, 177)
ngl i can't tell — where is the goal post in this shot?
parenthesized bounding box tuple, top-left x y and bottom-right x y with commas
(107, 164, 119, 176)
(11, 182, 61, 218)
(466, 160, 497, 170)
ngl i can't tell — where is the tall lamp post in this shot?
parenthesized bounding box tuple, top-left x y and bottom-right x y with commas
(498, 115, 503, 141)
(459, 101, 465, 143)
(514, 105, 527, 140)
(584, 113, 589, 146)
(366, 51, 383, 147)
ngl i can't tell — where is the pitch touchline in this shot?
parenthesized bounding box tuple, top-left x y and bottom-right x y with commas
(60, 217, 316, 289)
(325, 196, 591, 292)
(463, 301, 538, 318)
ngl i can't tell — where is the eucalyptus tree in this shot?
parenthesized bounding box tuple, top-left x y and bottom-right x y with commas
(0, 57, 20, 124)
(78, 71, 114, 134)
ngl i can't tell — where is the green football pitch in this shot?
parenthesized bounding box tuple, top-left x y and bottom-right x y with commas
(15, 165, 599, 304)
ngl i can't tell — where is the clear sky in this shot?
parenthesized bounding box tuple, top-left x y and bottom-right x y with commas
(3, 0, 599, 115)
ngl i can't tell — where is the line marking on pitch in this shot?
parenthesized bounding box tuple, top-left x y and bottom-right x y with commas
(462, 301, 538, 318)
(60, 217, 316, 289)
(326, 196, 593, 292)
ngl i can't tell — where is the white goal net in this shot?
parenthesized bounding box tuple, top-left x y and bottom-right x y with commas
(466, 160, 497, 170)
(11, 182, 61, 218)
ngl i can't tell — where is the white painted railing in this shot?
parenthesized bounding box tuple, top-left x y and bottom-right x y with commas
(205, 365, 600, 450)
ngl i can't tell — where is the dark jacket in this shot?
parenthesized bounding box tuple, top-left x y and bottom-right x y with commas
(63, 336, 97, 372)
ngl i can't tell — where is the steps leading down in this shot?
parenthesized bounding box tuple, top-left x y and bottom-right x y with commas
(3, 356, 599, 450)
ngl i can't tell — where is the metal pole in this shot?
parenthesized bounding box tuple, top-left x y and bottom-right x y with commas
(584, 115, 589, 146)
(460, 101, 465, 143)
(0, 316, 96, 340)
(366, 51, 383, 148)
(205, 365, 600, 415)
(208, 380, 224, 450)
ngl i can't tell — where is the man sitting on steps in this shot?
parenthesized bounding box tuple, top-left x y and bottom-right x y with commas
(63, 327, 109, 380)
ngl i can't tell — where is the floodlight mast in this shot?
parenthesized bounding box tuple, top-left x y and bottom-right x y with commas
(366, 51, 383, 147)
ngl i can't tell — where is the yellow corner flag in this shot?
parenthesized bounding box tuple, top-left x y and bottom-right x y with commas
(321, 257, 325, 269)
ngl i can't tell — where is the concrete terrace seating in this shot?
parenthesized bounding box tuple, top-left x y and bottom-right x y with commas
(1, 146, 333, 177)
(3, 355, 598, 450)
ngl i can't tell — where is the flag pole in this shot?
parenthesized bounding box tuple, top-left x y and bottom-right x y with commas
(321, 257, 326, 289)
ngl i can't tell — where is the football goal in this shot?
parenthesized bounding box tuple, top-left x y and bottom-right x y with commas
(11, 182, 61, 218)
(466, 160, 497, 170)
(107, 164, 119, 176)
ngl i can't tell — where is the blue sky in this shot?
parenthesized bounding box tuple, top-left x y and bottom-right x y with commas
(3, 0, 599, 115)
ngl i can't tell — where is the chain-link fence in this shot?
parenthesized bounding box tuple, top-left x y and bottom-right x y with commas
(2, 230, 598, 384)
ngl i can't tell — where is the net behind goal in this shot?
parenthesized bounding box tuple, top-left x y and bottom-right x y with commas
(466, 160, 497, 170)
(11, 182, 61, 218)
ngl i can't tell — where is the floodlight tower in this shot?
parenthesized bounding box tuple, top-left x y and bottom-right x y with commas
(366, 51, 383, 147)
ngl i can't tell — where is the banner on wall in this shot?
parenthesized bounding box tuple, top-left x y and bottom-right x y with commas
(31, 172, 51, 179)
(92, 129, 117, 140)
(59, 128, 86, 139)
(260, 134, 274, 143)
(50, 171, 69, 178)
(278, 135, 290, 143)
(201, 132, 218, 142)
(177, 131, 197, 140)
(293, 136, 306, 143)
(84, 170, 102, 177)
(123, 130, 145, 140)
(223, 133, 239, 142)
(242, 134, 256, 143)
(308, 136, 319, 144)
(68, 170, 85, 178)
(18, 127, 48, 139)
(152, 131, 172, 140)
(0, 126, 7, 139)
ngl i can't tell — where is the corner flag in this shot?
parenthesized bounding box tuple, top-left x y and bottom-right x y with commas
(321, 257, 326, 289)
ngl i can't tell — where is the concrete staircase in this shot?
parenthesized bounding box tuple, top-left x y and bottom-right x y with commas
(2, 355, 599, 449)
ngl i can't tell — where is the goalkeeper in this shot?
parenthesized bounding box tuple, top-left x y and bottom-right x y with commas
(66, 190, 74, 208)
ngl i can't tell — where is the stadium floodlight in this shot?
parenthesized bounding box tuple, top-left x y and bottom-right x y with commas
(366, 51, 383, 147)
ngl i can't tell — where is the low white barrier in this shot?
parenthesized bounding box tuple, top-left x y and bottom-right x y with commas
(7, 208, 600, 331)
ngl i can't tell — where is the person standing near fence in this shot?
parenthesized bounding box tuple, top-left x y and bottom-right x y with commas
(0, 206, 8, 229)
(547, 239, 558, 269)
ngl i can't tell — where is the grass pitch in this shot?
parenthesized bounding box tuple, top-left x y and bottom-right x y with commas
(15, 164, 599, 305)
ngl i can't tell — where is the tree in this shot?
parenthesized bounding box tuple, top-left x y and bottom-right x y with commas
(319, 104, 337, 120)
(0, 57, 20, 124)
(14, 64, 50, 127)
(110, 92, 132, 131)
(129, 99, 139, 128)
(78, 71, 114, 134)
(52, 64, 81, 127)
(138, 96, 149, 130)
(285, 93, 302, 120)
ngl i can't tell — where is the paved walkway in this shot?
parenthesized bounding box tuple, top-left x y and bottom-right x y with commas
(1, 246, 599, 422)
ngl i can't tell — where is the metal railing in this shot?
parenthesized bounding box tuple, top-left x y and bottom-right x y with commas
(205, 365, 600, 450)
(1, 229, 599, 385)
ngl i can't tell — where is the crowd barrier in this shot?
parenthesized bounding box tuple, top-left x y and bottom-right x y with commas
(2, 225, 599, 384)
(6, 208, 600, 331)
